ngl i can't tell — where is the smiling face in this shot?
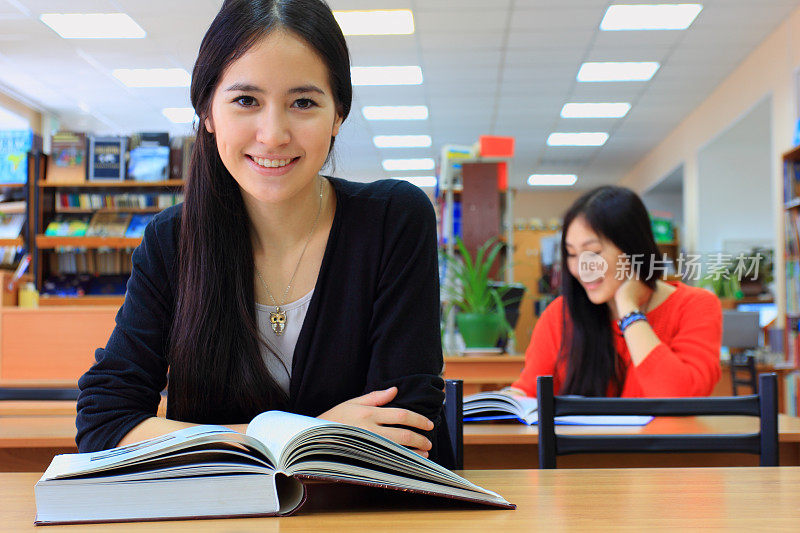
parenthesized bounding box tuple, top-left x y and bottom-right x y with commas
(204, 30, 342, 206)
(564, 215, 627, 305)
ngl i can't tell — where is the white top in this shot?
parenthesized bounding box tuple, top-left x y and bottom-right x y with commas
(256, 288, 314, 396)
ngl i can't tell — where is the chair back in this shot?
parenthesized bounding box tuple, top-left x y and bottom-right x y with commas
(537, 373, 778, 469)
(443, 379, 464, 470)
(0, 387, 80, 401)
(730, 353, 758, 396)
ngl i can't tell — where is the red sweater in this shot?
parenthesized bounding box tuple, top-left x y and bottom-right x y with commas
(511, 282, 722, 397)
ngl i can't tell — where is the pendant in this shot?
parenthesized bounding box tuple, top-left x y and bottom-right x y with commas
(269, 308, 287, 336)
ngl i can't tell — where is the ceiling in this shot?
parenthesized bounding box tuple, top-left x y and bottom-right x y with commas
(0, 0, 797, 189)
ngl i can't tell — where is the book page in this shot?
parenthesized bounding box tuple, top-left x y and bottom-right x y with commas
(247, 410, 336, 462)
(43, 425, 275, 480)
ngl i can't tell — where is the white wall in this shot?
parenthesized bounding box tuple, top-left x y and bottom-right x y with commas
(696, 97, 774, 253)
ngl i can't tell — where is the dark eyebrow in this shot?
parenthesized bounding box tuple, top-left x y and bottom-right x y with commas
(225, 83, 263, 93)
(224, 83, 326, 95)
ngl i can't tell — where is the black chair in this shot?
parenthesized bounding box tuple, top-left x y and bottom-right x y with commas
(730, 352, 758, 396)
(443, 379, 464, 470)
(536, 373, 778, 469)
(0, 387, 80, 401)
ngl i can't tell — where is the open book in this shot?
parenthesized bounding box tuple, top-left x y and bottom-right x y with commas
(35, 411, 514, 525)
(463, 392, 653, 426)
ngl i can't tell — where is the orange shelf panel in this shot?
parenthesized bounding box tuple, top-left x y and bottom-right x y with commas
(36, 235, 142, 249)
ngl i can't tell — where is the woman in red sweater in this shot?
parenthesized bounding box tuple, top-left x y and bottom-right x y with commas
(509, 186, 722, 398)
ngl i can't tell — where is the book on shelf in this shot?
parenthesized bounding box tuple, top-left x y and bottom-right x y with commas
(47, 131, 87, 183)
(169, 135, 194, 181)
(34, 410, 513, 525)
(88, 136, 126, 181)
(463, 391, 653, 426)
(0, 129, 33, 184)
(124, 213, 155, 238)
(127, 132, 170, 182)
(44, 216, 90, 237)
(85, 212, 132, 238)
(0, 212, 25, 239)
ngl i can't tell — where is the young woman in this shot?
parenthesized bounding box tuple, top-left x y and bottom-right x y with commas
(76, 0, 446, 462)
(508, 186, 722, 397)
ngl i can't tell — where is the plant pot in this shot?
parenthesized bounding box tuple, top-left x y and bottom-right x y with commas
(457, 312, 502, 348)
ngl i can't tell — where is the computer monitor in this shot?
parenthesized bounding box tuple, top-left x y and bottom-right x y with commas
(722, 310, 761, 350)
(735, 302, 777, 328)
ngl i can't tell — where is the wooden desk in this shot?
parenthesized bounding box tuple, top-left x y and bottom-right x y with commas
(464, 414, 800, 469)
(3, 468, 800, 530)
(3, 412, 800, 472)
(443, 355, 524, 395)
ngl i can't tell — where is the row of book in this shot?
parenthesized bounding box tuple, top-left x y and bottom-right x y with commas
(41, 273, 129, 297)
(786, 372, 800, 417)
(47, 131, 194, 183)
(57, 193, 183, 210)
(44, 213, 154, 239)
(784, 159, 800, 203)
(789, 261, 800, 315)
(48, 250, 133, 277)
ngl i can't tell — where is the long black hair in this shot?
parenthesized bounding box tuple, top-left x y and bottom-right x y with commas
(168, 0, 352, 422)
(558, 186, 661, 397)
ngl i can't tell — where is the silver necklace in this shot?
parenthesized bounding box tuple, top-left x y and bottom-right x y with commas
(255, 178, 324, 336)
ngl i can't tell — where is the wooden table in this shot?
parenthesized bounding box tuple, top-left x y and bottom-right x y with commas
(464, 414, 800, 468)
(3, 409, 800, 472)
(443, 355, 524, 395)
(3, 468, 800, 530)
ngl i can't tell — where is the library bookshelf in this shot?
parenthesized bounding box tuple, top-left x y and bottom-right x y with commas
(32, 160, 184, 304)
(782, 144, 800, 414)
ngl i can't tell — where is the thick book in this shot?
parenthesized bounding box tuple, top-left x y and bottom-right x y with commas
(88, 136, 126, 181)
(85, 212, 132, 237)
(46, 131, 86, 183)
(127, 132, 170, 181)
(463, 392, 653, 426)
(34, 411, 514, 525)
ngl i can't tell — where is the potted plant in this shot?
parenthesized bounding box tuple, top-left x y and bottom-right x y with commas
(443, 237, 516, 348)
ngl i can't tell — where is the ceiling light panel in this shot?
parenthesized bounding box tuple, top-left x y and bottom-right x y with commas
(39, 13, 146, 39)
(577, 62, 660, 82)
(528, 174, 578, 186)
(333, 10, 414, 35)
(547, 133, 609, 146)
(600, 4, 703, 31)
(373, 135, 432, 148)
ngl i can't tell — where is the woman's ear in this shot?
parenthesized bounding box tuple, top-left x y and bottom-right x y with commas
(331, 113, 343, 137)
(204, 116, 215, 134)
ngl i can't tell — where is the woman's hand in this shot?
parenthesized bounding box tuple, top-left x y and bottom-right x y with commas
(614, 277, 653, 317)
(318, 387, 434, 458)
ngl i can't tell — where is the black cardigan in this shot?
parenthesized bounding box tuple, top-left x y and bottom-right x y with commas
(76, 177, 447, 460)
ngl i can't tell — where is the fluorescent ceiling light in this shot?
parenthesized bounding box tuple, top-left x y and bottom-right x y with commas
(351, 66, 423, 86)
(162, 107, 196, 124)
(40, 13, 146, 39)
(577, 62, 660, 82)
(528, 174, 578, 187)
(547, 133, 609, 146)
(113, 68, 191, 88)
(393, 176, 437, 188)
(600, 4, 703, 31)
(382, 158, 435, 171)
(561, 103, 631, 118)
(334, 9, 414, 35)
(373, 135, 432, 148)
(362, 105, 429, 120)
